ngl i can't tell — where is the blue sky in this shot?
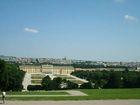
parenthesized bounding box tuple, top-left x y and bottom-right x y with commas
(0, 0, 140, 62)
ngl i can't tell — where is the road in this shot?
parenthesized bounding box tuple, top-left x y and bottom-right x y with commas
(1, 100, 140, 105)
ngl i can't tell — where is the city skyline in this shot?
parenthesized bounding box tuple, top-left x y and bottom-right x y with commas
(0, 0, 140, 62)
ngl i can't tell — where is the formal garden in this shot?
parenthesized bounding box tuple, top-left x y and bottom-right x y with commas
(30, 74, 85, 85)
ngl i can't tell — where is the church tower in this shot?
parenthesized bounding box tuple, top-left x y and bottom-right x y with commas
(62, 56, 66, 60)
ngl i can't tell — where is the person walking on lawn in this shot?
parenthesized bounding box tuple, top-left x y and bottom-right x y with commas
(2, 90, 6, 104)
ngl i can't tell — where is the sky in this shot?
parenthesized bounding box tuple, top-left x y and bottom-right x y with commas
(0, 0, 140, 62)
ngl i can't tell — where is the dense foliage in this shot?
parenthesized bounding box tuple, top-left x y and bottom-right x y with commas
(0, 59, 25, 91)
(0, 59, 8, 90)
(72, 63, 128, 68)
(71, 69, 140, 88)
(27, 76, 78, 91)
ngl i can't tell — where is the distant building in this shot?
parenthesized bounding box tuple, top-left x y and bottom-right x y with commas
(62, 56, 67, 60)
(135, 66, 140, 72)
(19, 64, 74, 75)
(137, 67, 140, 70)
(120, 61, 125, 66)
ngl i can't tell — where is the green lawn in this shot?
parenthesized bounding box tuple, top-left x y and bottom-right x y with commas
(31, 74, 85, 85)
(31, 74, 45, 84)
(58, 76, 74, 79)
(6, 88, 140, 100)
(55, 75, 74, 79)
(69, 79, 85, 84)
(31, 74, 45, 79)
(80, 88, 140, 99)
(31, 80, 42, 84)
(7, 91, 69, 95)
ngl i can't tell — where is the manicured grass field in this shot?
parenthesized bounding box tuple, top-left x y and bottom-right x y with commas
(31, 74, 45, 84)
(7, 91, 69, 95)
(31, 80, 42, 84)
(31, 74, 45, 79)
(6, 88, 140, 100)
(80, 88, 140, 100)
(54, 75, 85, 84)
(56, 76, 74, 79)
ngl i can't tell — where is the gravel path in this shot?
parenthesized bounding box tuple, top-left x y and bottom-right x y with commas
(68, 74, 88, 83)
(1, 100, 140, 105)
(66, 90, 87, 96)
(22, 73, 31, 90)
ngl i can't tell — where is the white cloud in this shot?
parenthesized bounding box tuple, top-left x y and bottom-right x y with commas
(24, 28, 38, 33)
(115, 0, 126, 3)
(124, 15, 139, 22)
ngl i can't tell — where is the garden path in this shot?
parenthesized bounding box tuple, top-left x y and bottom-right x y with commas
(22, 73, 31, 90)
(2, 100, 140, 105)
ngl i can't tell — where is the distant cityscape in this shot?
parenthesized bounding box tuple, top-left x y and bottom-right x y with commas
(0, 55, 140, 68)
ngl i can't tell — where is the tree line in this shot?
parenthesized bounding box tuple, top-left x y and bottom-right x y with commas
(51, 63, 128, 69)
(71, 69, 140, 88)
(0, 59, 25, 91)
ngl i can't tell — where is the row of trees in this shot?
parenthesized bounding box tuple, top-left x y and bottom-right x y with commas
(50, 63, 128, 69)
(27, 76, 78, 91)
(71, 69, 140, 88)
(72, 63, 128, 69)
(0, 59, 25, 91)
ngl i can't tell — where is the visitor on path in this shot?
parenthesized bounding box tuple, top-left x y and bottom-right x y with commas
(2, 91, 6, 104)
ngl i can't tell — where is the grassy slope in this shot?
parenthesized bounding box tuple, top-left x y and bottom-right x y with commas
(6, 88, 140, 100)
(80, 88, 140, 99)
(7, 91, 69, 95)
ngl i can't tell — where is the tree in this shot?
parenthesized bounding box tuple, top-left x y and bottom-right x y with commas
(6, 64, 25, 91)
(80, 82, 93, 89)
(67, 80, 78, 89)
(123, 72, 139, 88)
(52, 77, 63, 90)
(104, 72, 123, 88)
(41, 76, 51, 90)
(0, 59, 8, 90)
(0, 60, 25, 91)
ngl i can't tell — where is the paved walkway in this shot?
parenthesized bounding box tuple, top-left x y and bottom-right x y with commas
(1, 100, 140, 105)
(66, 90, 87, 96)
(22, 73, 31, 90)
(68, 74, 88, 83)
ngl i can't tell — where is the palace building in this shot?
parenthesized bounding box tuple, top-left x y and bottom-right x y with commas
(19, 65, 74, 75)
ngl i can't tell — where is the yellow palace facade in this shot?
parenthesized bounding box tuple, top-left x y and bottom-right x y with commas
(19, 65, 74, 75)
